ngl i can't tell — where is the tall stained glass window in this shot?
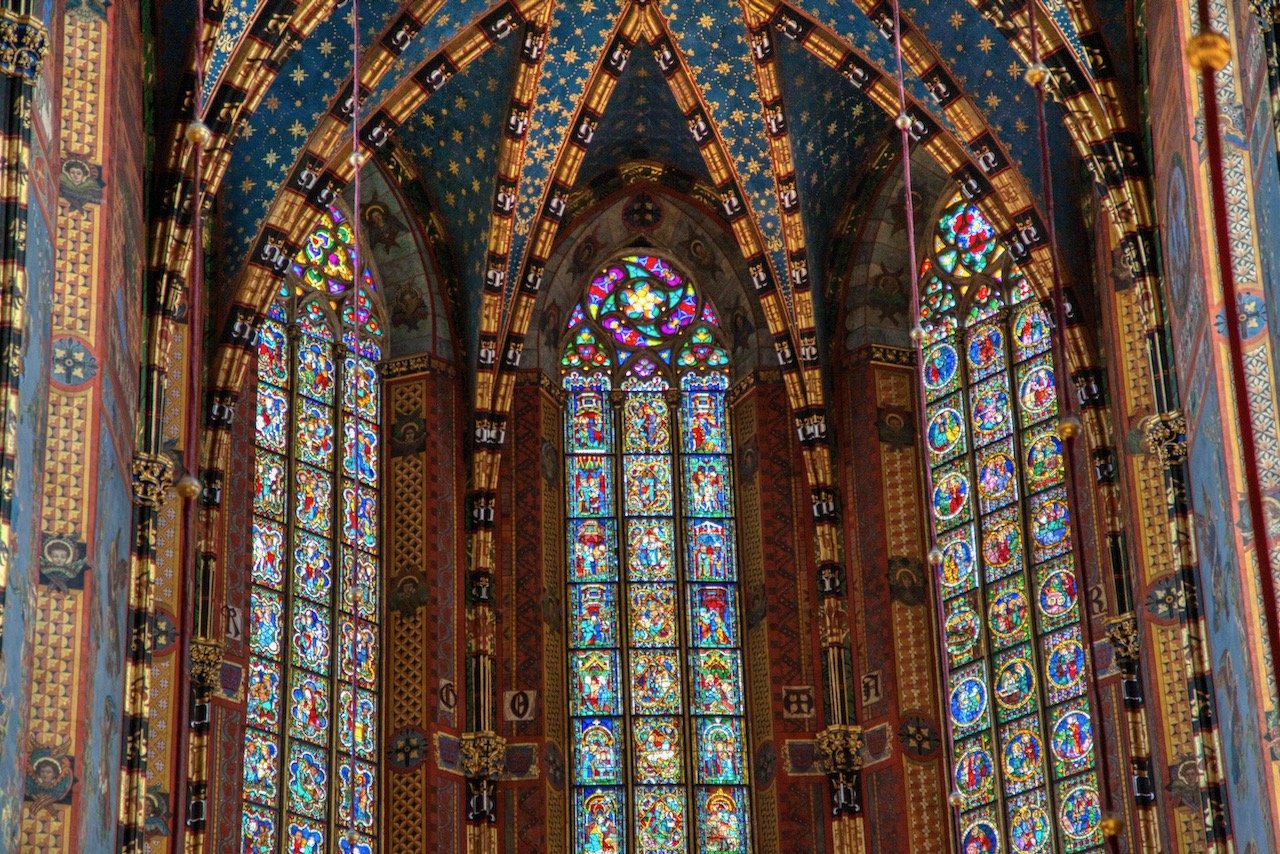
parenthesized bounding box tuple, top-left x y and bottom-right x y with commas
(562, 254, 751, 854)
(243, 206, 382, 854)
(919, 194, 1104, 853)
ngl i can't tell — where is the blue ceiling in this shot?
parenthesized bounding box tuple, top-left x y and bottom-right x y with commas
(200, 0, 1108, 359)
(776, 35, 892, 301)
(573, 45, 713, 191)
(389, 35, 520, 363)
(215, 0, 494, 263)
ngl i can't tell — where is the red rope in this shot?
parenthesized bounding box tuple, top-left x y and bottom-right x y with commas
(888, 0, 964, 837)
(177, 0, 208, 838)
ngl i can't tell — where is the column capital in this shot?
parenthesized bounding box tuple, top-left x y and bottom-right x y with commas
(188, 636, 225, 689)
(1140, 409, 1187, 468)
(459, 730, 507, 779)
(1106, 613, 1140, 669)
(0, 7, 47, 84)
(815, 724, 865, 775)
(131, 452, 174, 507)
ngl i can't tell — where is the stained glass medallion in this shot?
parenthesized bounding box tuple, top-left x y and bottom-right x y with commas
(919, 193, 1103, 853)
(564, 254, 749, 851)
(242, 207, 382, 851)
(242, 804, 277, 854)
(954, 735, 997, 809)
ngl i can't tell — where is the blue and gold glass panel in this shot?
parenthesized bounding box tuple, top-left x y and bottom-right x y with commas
(243, 206, 382, 852)
(921, 195, 1102, 853)
(564, 256, 750, 852)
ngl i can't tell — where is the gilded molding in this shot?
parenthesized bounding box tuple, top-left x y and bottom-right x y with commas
(815, 724, 865, 775)
(188, 636, 224, 689)
(1141, 410, 1188, 467)
(0, 7, 46, 84)
(459, 730, 507, 779)
(383, 352, 456, 379)
(131, 452, 174, 508)
(562, 158, 721, 223)
(1106, 613, 1140, 668)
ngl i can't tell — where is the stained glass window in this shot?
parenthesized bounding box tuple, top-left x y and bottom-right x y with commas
(244, 206, 382, 854)
(563, 255, 751, 853)
(920, 195, 1104, 853)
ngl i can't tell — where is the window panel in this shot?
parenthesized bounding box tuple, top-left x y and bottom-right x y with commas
(241, 206, 382, 851)
(564, 255, 750, 852)
(921, 195, 1103, 853)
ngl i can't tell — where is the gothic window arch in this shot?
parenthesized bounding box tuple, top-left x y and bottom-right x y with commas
(243, 205, 383, 854)
(919, 193, 1104, 853)
(561, 253, 751, 854)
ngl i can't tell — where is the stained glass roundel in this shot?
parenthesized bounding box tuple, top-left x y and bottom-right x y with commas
(290, 206, 358, 296)
(586, 255, 698, 349)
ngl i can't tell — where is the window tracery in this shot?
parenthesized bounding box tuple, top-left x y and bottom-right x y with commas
(562, 254, 751, 854)
(243, 206, 382, 854)
(920, 194, 1104, 853)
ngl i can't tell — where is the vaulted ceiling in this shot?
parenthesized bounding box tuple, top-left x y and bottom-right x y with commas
(168, 0, 1133, 365)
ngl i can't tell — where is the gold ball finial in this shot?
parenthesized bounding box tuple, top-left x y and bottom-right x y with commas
(948, 789, 964, 808)
(1057, 413, 1083, 440)
(1023, 61, 1050, 87)
(909, 325, 926, 345)
(928, 547, 944, 569)
(894, 112, 912, 131)
(1100, 813, 1124, 837)
(185, 120, 213, 148)
(1187, 32, 1231, 71)
(348, 147, 371, 168)
(174, 473, 201, 500)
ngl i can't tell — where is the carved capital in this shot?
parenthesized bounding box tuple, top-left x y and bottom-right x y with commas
(1106, 613, 1140, 668)
(1141, 409, 1187, 468)
(459, 730, 506, 779)
(815, 724, 865, 775)
(0, 8, 47, 84)
(131, 452, 174, 508)
(188, 637, 224, 689)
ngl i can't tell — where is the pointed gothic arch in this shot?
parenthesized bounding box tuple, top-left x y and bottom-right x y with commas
(916, 192, 1106, 853)
(559, 251, 754, 853)
(242, 204, 386, 854)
